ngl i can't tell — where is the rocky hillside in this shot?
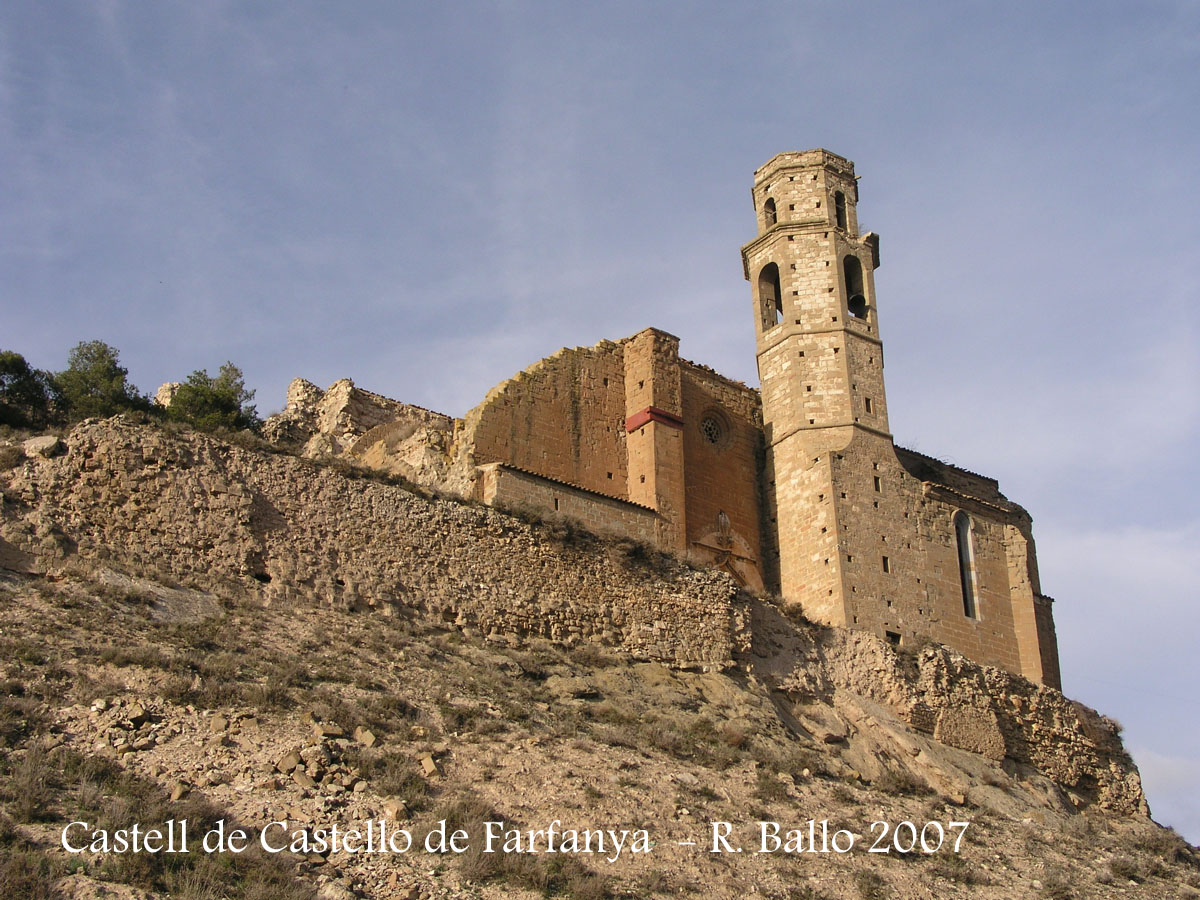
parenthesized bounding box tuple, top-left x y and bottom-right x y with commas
(0, 419, 1197, 899)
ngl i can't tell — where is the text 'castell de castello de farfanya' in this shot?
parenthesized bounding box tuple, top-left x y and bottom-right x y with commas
(262, 149, 1061, 690)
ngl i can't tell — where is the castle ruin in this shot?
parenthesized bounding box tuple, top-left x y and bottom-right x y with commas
(265, 150, 1061, 689)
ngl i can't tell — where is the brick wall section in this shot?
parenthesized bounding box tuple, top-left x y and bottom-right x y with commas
(476, 462, 660, 546)
(459, 342, 629, 501)
(0, 421, 748, 670)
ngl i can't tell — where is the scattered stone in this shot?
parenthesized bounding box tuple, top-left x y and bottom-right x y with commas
(169, 782, 189, 802)
(383, 799, 409, 821)
(293, 770, 317, 790)
(22, 435, 62, 458)
(210, 715, 228, 734)
(313, 721, 345, 739)
(126, 703, 148, 727)
(353, 726, 377, 748)
(276, 751, 301, 774)
(419, 754, 439, 777)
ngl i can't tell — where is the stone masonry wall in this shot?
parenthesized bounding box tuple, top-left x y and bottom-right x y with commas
(0, 420, 748, 670)
(476, 462, 660, 546)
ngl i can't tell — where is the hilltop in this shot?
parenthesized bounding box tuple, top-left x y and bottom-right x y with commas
(0, 419, 1196, 899)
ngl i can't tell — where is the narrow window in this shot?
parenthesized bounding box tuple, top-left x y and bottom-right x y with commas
(763, 197, 777, 228)
(955, 511, 978, 618)
(758, 263, 783, 329)
(834, 191, 847, 229)
(844, 255, 867, 319)
(873, 475, 881, 492)
(864, 397, 874, 414)
(882, 555, 891, 573)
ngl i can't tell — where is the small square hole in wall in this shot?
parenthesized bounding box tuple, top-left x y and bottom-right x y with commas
(798, 351, 805, 357)
(840, 492, 847, 498)
(788, 235, 794, 241)
(821, 526, 827, 533)
(886, 599, 892, 607)
(818, 493, 825, 501)
(833, 347, 840, 354)
(603, 377, 608, 386)
(607, 472, 613, 480)
(824, 558, 829, 565)
(868, 356, 874, 364)
(809, 418, 815, 425)
(638, 381, 644, 389)
(791, 263, 798, 270)
(872, 462, 879, 470)
(832, 316, 838, 322)
(853, 615, 859, 623)
(846, 554, 853, 562)
(815, 200, 821, 208)
(794, 318, 802, 325)
(789, 204, 796, 210)
(882, 556, 891, 573)
(806, 385, 812, 392)
(873, 500, 879, 508)
(639, 475, 645, 483)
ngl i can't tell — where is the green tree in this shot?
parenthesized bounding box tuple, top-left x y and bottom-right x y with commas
(167, 362, 261, 431)
(55, 341, 149, 420)
(0, 351, 62, 428)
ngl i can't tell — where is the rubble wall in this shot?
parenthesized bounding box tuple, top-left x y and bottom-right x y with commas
(0, 420, 747, 670)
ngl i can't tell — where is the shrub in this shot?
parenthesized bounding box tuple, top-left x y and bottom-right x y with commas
(167, 363, 260, 431)
(55, 340, 150, 421)
(0, 350, 62, 428)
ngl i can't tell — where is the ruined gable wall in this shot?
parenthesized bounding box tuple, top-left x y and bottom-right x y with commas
(458, 342, 629, 500)
(0, 421, 746, 670)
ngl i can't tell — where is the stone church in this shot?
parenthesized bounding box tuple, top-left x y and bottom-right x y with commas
(266, 149, 1061, 690)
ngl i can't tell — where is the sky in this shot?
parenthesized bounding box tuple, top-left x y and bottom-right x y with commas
(2, 1, 1198, 843)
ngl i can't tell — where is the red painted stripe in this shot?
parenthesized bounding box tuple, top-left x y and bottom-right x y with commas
(625, 406, 685, 433)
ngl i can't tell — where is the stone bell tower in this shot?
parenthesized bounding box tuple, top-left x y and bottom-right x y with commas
(741, 149, 887, 607)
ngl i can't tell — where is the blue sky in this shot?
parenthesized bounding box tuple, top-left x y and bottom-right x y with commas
(3, 2, 1197, 842)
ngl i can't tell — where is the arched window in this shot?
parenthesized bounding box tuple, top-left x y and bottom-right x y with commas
(844, 255, 867, 319)
(834, 191, 847, 229)
(763, 197, 777, 228)
(758, 263, 783, 329)
(954, 511, 978, 618)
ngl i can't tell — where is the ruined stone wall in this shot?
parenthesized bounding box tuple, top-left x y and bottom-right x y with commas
(785, 627, 1143, 815)
(264, 378, 455, 459)
(459, 342, 629, 501)
(0, 420, 747, 670)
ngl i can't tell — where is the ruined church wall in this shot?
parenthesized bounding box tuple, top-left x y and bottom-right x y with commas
(0, 421, 748, 670)
(829, 431, 1037, 680)
(678, 363, 765, 579)
(460, 343, 629, 501)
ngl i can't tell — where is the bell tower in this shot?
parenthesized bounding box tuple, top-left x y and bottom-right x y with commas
(741, 149, 888, 607)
